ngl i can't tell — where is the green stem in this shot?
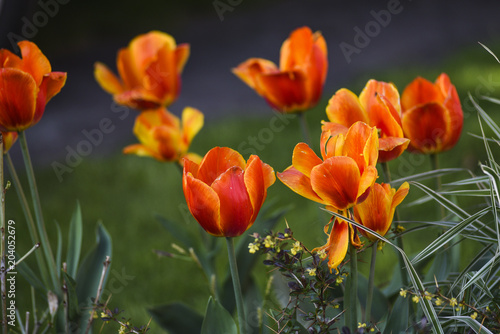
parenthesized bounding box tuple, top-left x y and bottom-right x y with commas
(346, 242, 358, 331)
(19, 132, 60, 294)
(298, 112, 312, 146)
(226, 237, 247, 334)
(6, 153, 50, 287)
(430, 153, 445, 219)
(364, 241, 378, 323)
(1, 135, 7, 334)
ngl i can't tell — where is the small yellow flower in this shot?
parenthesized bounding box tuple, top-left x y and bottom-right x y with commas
(248, 243, 259, 254)
(395, 224, 406, 233)
(291, 241, 302, 255)
(336, 276, 344, 285)
(412, 295, 419, 304)
(424, 291, 433, 300)
(370, 329, 375, 332)
(307, 268, 317, 276)
(399, 289, 407, 298)
(435, 298, 443, 306)
(118, 323, 127, 334)
(334, 304, 340, 309)
(100, 312, 108, 319)
(317, 249, 327, 260)
(264, 235, 275, 248)
(284, 233, 289, 238)
(377, 241, 385, 251)
(449, 298, 458, 307)
(358, 323, 367, 328)
(470, 312, 478, 320)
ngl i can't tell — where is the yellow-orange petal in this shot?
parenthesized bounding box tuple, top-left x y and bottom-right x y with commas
(244, 155, 276, 223)
(94, 62, 124, 95)
(181, 152, 202, 166)
(257, 70, 307, 112)
(183, 170, 222, 236)
(0, 68, 37, 132)
(117, 48, 142, 90)
(402, 102, 451, 153)
(181, 106, 204, 148)
(356, 166, 378, 204)
(354, 182, 392, 240)
(326, 88, 369, 126)
(310, 157, 360, 210)
(232, 58, 278, 93)
(393, 182, 410, 208)
(18, 41, 51, 86)
(359, 79, 401, 115)
(325, 218, 350, 272)
(39, 72, 67, 104)
(280, 26, 314, 71)
(154, 126, 182, 161)
(129, 31, 176, 74)
(114, 89, 163, 110)
(320, 122, 348, 160)
(2, 131, 18, 153)
(211, 166, 254, 237)
(292, 142, 322, 178)
(123, 143, 160, 159)
(401, 77, 444, 111)
(175, 43, 190, 73)
(343, 122, 379, 172)
(0, 48, 22, 69)
(144, 42, 178, 106)
(277, 166, 324, 204)
(197, 147, 246, 185)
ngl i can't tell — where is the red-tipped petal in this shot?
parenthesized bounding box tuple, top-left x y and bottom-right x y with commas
(277, 166, 324, 204)
(401, 77, 444, 111)
(257, 70, 307, 112)
(232, 58, 278, 93)
(245, 155, 275, 223)
(18, 41, 51, 86)
(378, 137, 410, 162)
(197, 147, 247, 185)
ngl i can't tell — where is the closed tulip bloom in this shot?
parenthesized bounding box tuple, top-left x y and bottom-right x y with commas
(95, 31, 189, 110)
(0, 41, 67, 132)
(124, 107, 203, 163)
(326, 80, 409, 162)
(353, 182, 409, 241)
(401, 73, 463, 153)
(233, 26, 327, 113)
(278, 121, 378, 211)
(2, 131, 18, 154)
(183, 147, 275, 237)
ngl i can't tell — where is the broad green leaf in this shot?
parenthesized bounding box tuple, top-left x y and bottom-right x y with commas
(16, 257, 46, 293)
(62, 272, 80, 320)
(67, 202, 83, 278)
(445, 315, 493, 334)
(149, 302, 203, 334)
(357, 273, 389, 322)
(383, 295, 409, 334)
(201, 296, 237, 334)
(156, 214, 198, 250)
(411, 207, 490, 264)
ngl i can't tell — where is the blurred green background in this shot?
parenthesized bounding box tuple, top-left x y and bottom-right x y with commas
(2, 0, 500, 332)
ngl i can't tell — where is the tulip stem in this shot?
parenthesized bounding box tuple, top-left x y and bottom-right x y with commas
(298, 112, 312, 146)
(1, 134, 7, 334)
(19, 132, 60, 294)
(6, 153, 50, 287)
(345, 241, 358, 331)
(226, 237, 247, 334)
(364, 241, 378, 324)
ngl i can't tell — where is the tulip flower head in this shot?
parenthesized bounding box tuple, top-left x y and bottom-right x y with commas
(2, 131, 18, 154)
(326, 80, 409, 162)
(183, 147, 275, 237)
(353, 182, 409, 241)
(233, 26, 328, 113)
(278, 121, 379, 211)
(401, 73, 463, 154)
(0, 41, 67, 132)
(95, 31, 189, 110)
(124, 107, 204, 164)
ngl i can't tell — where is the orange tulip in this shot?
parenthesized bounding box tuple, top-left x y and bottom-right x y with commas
(325, 80, 410, 162)
(353, 182, 409, 241)
(232, 26, 327, 113)
(313, 216, 362, 272)
(2, 131, 18, 154)
(401, 73, 463, 154)
(95, 31, 189, 110)
(278, 121, 378, 211)
(0, 41, 66, 132)
(123, 107, 203, 163)
(183, 147, 275, 237)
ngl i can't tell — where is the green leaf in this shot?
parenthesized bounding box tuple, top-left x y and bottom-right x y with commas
(201, 296, 237, 334)
(55, 221, 62, 274)
(67, 202, 83, 278)
(149, 302, 203, 334)
(75, 222, 112, 332)
(383, 295, 409, 334)
(62, 272, 80, 321)
(460, 253, 500, 294)
(451, 244, 493, 290)
(16, 257, 46, 293)
(445, 315, 494, 334)
(479, 41, 500, 63)
(357, 273, 389, 322)
(156, 214, 198, 250)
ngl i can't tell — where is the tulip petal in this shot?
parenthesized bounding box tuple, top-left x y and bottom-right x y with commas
(232, 58, 278, 93)
(310, 157, 360, 210)
(343, 122, 379, 173)
(378, 137, 410, 163)
(0, 49, 22, 69)
(197, 147, 247, 185)
(392, 182, 410, 208)
(401, 77, 444, 111)
(2, 131, 18, 154)
(39, 72, 67, 104)
(181, 107, 204, 148)
(123, 143, 160, 159)
(94, 62, 124, 95)
(244, 155, 274, 223)
(117, 48, 142, 90)
(144, 42, 179, 106)
(402, 102, 451, 153)
(292, 142, 322, 178)
(357, 166, 378, 204)
(359, 79, 401, 115)
(175, 43, 190, 73)
(277, 166, 324, 204)
(257, 70, 307, 112)
(114, 89, 163, 110)
(280, 26, 314, 71)
(436, 73, 463, 150)
(0, 68, 37, 132)
(354, 183, 392, 240)
(326, 88, 369, 126)
(320, 122, 347, 160)
(315, 218, 350, 272)
(183, 170, 222, 236)
(211, 166, 254, 237)
(18, 41, 51, 86)
(129, 31, 176, 74)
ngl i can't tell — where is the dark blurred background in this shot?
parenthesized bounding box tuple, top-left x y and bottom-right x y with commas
(1, 0, 500, 166)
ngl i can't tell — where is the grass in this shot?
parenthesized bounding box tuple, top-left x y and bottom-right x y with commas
(9, 41, 500, 333)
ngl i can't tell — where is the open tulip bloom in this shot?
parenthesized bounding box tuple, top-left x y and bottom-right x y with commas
(0, 41, 67, 132)
(95, 31, 189, 110)
(232, 26, 327, 114)
(401, 73, 463, 154)
(123, 106, 204, 164)
(326, 79, 410, 162)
